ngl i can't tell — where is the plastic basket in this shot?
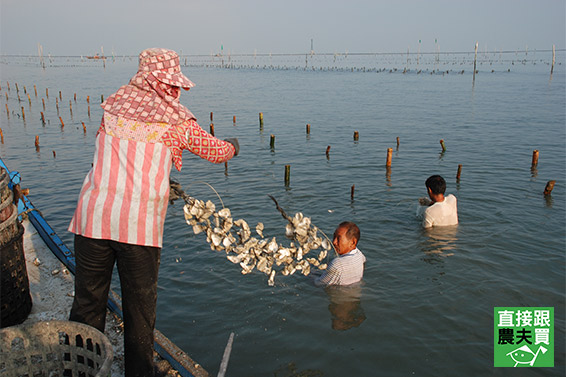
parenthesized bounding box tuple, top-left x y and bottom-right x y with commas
(0, 222, 32, 327)
(0, 320, 113, 377)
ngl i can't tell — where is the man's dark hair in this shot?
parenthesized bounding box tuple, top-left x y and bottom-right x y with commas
(338, 221, 360, 245)
(425, 175, 446, 195)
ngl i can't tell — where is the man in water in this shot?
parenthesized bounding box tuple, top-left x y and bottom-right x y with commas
(418, 175, 458, 228)
(315, 222, 365, 286)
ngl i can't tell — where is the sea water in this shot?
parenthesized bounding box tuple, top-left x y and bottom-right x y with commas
(0, 53, 564, 376)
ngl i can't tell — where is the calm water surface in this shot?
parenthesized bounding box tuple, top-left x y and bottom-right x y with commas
(1, 54, 564, 376)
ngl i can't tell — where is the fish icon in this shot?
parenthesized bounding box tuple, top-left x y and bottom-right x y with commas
(506, 345, 547, 367)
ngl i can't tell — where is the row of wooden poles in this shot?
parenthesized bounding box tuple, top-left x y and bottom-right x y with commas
(225, 111, 556, 198)
(2, 82, 106, 155)
(1, 83, 557, 198)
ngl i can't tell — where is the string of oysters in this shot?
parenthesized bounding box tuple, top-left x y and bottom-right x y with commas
(170, 180, 335, 286)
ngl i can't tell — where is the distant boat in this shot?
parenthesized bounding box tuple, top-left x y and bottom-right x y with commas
(86, 53, 107, 60)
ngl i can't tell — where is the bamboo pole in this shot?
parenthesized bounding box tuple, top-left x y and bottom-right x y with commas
(544, 180, 556, 196)
(531, 150, 539, 167)
(386, 148, 393, 167)
(284, 165, 290, 186)
(551, 45, 555, 75)
(473, 42, 478, 81)
(456, 164, 462, 180)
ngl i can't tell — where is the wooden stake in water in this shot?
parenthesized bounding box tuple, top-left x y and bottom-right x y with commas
(74, 93, 77, 102)
(284, 165, 290, 186)
(306, 124, 311, 134)
(42, 98, 45, 110)
(34, 85, 37, 97)
(15, 83, 19, 93)
(473, 42, 478, 81)
(101, 94, 104, 103)
(69, 100, 73, 116)
(386, 148, 393, 167)
(52, 150, 56, 158)
(259, 112, 264, 128)
(35, 135, 39, 148)
(531, 150, 539, 167)
(544, 180, 556, 196)
(21, 106, 25, 120)
(326, 145, 331, 159)
(270, 134, 275, 149)
(233, 115, 236, 124)
(396, 137, 400, 149)
(82, 122, 86, 133)
(27, 94, 31, 106)
(351, 184, 355, 200)
(456, 164, 462, 180)
(88, 105, 91, 117)
(440, 139, 446, 152)
(46, 88, 49, 98)
(5, 104, 9, 119)
(210, 112, 213, 121)
(40, 112, 45, 125)
(87, 95, 90, 104)
(0, 128, 3, 144)
(59, 91, 62, 100)
(210, 123, 215, 136)
(23, 86, 27, 94)
(551, 45, 555, 75)
(59, 116, 65, 128)
(353, 131, 359, 141)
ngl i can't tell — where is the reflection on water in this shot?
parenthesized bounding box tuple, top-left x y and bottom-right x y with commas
(419, 225, 459, 262)
(324, 284, 366, 331)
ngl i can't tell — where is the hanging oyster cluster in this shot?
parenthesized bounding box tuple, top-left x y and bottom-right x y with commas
(177, 185, 332, 286)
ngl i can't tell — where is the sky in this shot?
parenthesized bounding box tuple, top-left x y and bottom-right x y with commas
(1, 0, 564, 56)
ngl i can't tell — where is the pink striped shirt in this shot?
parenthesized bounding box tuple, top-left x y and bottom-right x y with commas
(68, 115, 235, 247)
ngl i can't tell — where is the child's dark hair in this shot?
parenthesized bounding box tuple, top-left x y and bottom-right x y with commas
(425, 175, 446, 195)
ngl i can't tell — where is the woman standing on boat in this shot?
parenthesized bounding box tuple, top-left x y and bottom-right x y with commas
(68, 48, 238, 377)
